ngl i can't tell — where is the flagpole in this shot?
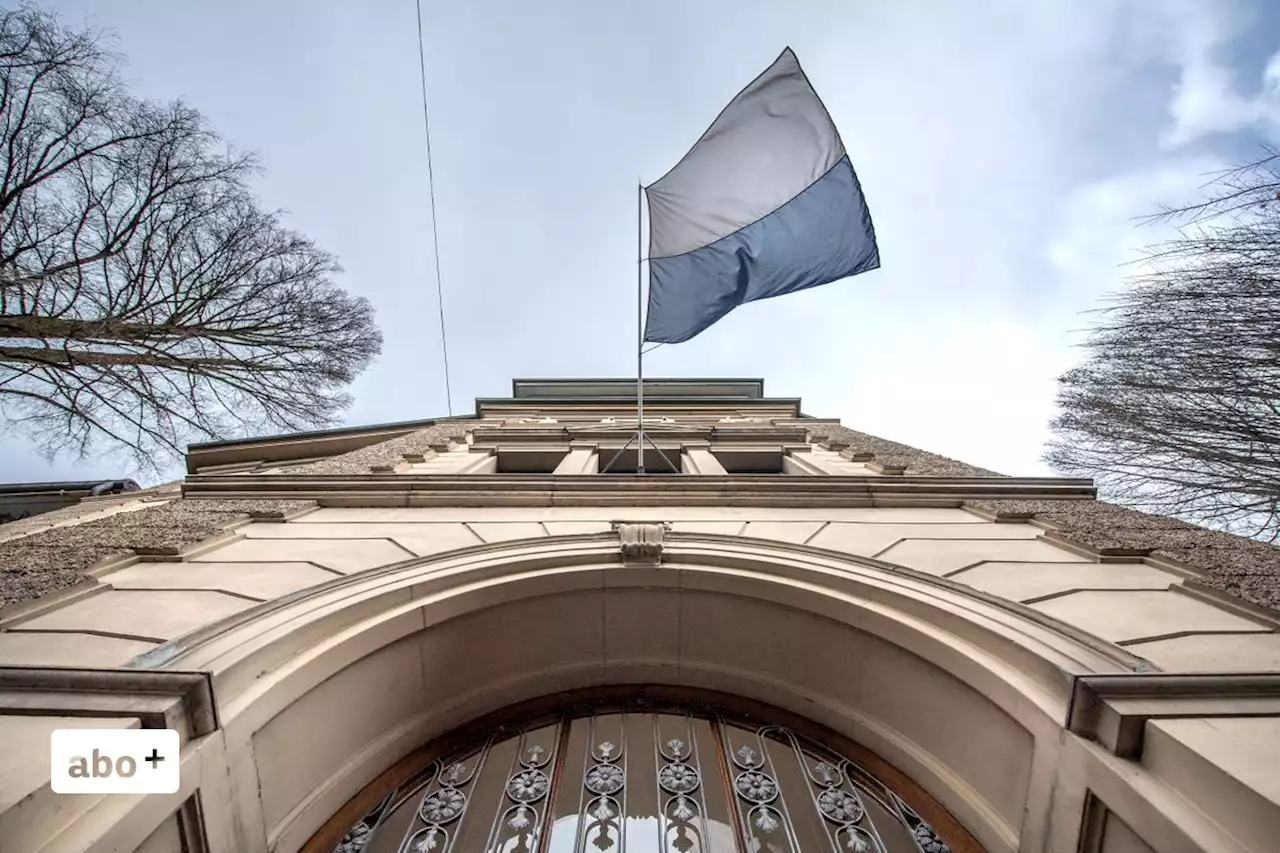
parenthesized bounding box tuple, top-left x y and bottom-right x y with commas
(636, 181, 645, 474)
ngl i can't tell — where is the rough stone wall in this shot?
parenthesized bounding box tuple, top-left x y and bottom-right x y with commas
(967, 498, 1280, 612)
(804, 424, 1280, 613)
(0, 488, 172, 543)
(806, 424, 1004, 478)
(0, 498, 315, 607)
(296, 421, 479, 475)
(0, 420, 482, 608)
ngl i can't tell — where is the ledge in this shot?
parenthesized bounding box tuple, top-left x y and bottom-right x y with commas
(179, 473, 1097, 506)
(0, 667, 218, 742)
(1067, 672, 1280, 758)
(468, 426, 812, 444)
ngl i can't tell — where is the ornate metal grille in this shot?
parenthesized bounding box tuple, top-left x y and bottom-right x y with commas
(330, 705, 952, 853)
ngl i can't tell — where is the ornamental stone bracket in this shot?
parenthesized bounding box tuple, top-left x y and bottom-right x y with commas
(611, 521, 671, 565)
(817, 439, 874, 462)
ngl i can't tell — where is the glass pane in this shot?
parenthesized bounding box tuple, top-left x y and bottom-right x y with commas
(547, 717, 588, 853)
(366, 786, 421, 853)
(690, 718, 737, 853)
(861, 793, 918, 853)
(762, 730, 830, 853)
(625, 713, 660, 853)
(331, 788, 402, 853)
(438, 736, 517, 853)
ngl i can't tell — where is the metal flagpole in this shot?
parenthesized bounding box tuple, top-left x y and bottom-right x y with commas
(637, 181, 645, 475)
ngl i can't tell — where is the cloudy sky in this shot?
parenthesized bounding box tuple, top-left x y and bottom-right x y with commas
(5, 0, 1280, 483)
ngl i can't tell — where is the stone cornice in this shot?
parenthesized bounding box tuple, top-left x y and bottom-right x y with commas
(1067, 672, 1280, 758)
(180, 473, 1096, 505)
(0, 667, 218, 740)
(469, 425, 812, 445)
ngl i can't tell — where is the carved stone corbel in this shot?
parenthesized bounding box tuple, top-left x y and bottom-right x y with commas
(611, 521, 671, 565)
(867, 459, 907, 476)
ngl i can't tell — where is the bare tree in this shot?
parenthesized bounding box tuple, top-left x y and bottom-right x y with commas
(1047, 148, 1280, 541)
(0, 6, 381, 472)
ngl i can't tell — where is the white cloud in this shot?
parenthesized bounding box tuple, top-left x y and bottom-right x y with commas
(7, 0, 1280, 484)
(1143, 0, 1280, 146)
(1044, 158, 1226, 305)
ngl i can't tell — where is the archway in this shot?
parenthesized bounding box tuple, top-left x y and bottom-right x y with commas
(132, 529, 1140, 853)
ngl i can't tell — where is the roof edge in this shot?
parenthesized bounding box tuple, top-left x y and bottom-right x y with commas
(185, 411, 479, 454)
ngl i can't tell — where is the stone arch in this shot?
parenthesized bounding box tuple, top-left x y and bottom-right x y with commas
(120, 531, 1144, 853)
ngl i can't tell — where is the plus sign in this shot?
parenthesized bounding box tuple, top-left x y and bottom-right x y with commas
(144, 748, 166, 769)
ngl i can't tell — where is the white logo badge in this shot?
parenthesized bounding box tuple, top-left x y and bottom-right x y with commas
(50, 729, 180, 794)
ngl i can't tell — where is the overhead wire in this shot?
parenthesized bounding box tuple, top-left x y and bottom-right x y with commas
(414, 0, 454, 415)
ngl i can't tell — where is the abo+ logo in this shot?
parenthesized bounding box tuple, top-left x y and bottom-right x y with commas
(51, 729, 180, 794)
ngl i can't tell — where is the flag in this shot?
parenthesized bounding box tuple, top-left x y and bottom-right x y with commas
(643, 48, 879, 344)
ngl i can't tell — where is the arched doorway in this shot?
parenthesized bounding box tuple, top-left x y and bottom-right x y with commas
(114, 531, 1135, 853)
(308, 689, 976, 853)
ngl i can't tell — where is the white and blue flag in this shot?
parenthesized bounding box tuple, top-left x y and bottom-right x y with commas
(644, 48, 880, 344)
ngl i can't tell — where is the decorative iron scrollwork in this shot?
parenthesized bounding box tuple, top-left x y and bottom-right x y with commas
(657, 721, 709, 853)
(658, 760, 699, 794)
(818, 788, 865, 824)
(726, 736, 789, 846)
(326, 705, 955, 853)
(506, 769, 550, 803)
(419, 788, 466, 824)
(403, 757, 478, 853)
(895, 795, 951, 853)
(734, 770, 779, 804)
(585, 761, 625, 795)
(492, 733, 558, 850)
(579, 728, 626, 853)
(334, 789, 398, 853)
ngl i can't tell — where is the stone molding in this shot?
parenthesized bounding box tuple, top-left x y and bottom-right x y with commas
(781, 450, 828, 476)
(1067, 672, 1280, 759)
(148, 530, 1138, 701)
(0, 667, 218, 741)
(180, 473, 1096, 506)
(469, 425, 811, 445)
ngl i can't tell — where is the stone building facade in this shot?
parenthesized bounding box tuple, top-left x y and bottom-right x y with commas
(0, 378, 1277, 853)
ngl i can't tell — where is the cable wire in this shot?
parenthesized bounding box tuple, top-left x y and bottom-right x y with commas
(414, 0, 454, 415)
